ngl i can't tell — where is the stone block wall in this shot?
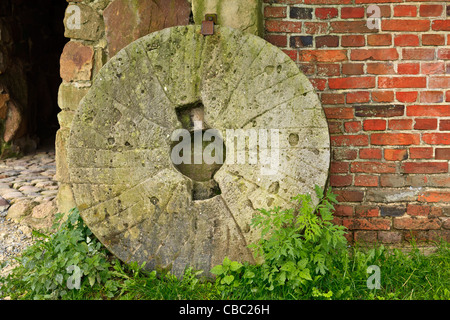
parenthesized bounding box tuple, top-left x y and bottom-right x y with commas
(263, 0, 450, 244)
(58, 0, 450, 245)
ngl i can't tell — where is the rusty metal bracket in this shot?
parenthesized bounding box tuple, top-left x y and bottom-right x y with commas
(201, 14, 217, 36)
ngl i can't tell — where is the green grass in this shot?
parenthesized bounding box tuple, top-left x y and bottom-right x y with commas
(1, 188, 449, 300)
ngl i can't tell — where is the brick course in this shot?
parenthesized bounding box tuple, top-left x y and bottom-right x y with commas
(264, 0, 450, 244)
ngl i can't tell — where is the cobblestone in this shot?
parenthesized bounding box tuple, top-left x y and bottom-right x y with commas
(0, 149, 57, 275)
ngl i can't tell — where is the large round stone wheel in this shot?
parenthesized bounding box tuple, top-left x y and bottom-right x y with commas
(67, 25, 330, 276)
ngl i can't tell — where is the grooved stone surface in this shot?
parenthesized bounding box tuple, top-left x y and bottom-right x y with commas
(67, 25, 330, 276)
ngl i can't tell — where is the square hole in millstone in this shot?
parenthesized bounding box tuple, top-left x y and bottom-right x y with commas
(171, 102, 226, 200)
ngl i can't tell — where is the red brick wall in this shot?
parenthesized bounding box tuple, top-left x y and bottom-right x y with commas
(263, 0, 450, 245)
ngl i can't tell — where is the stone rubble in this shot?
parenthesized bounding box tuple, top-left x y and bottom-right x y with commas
(0, 149, 57, 275)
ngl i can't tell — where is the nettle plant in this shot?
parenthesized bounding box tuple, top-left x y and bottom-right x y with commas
(211, 185, 348, 297)
(0, 208, 118, 300)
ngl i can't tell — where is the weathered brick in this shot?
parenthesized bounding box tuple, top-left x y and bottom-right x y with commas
(372, 91, 394, 103)
(315, 7, 338, 19)
(378, 77, 427, 88)
(409, 147, 434, 159)
(329, 77, 375, 89)
(341, 7, 365, 19)
(394, 217, 441, 230)
(330, 161, 350, 173)
(298, 50, 347, 62)
(363, 119, 386, 131)
(432, 20, 450, 31)
(418, 191, 450, 203)
(266, 34, 288, 47)
(351, 48, 398, 61)
(264, 6, 287, 18)
(380, 206, 406, 217)
(333, 148, 358, 160)
(366, 188, 419, 202)
(393, 5, 417, 17)
(422, 133, 450, 145)
(317, 63, 340, 76)
(347, 91, 370, 104)
(381, 19, 430, 32)
(440, 120, 450, 131)
(367, 62, 395, 74)
(402, 48, 435, 60)
(341, 35, 365, 47)
(344, 121, 362, 133)
(104, 0, 189, 57)
(304, 22, 329, 34)
(315, 35, 339, 48)
(304, 0, 351, 4)
(407, 204, 432, 217)
(384, 149, 408, 161)
(333, 204, 354, 217)
(372, 133, 420, 145)
(290, 36, 313, 48)
(334, 190, 365, 202)
(367, 34, 392, 46)
(309, 78, 327, 90)
(290, 7, 313, 19)
(394, 34, 419, 46)
(378, 231, 402, 243)
(330, 175, 353, 187)
(331, 134, 369, 146)
(342, 218, 391, 231)
(428, 175, 450, 188)
(422, 34, 445, 46)
(324, 107, 354, 119)
(342, 63, 364, 75)
(59, 41, 94, 82)
(351, 162, 396, 173)
(397, 63, 420, 75)
(388, 119, 412, 130)
(354, 175, 378, 187)
(402, 162, 448, 174)
(354, 231, 377, 242)
(359, 148, 382, 159)
(407, 105, 450, 117)
(265, 20, 302, 33)
(330, 21, 377, 33)
(396, 92, 418, 103)
(355, 206, 379, 217)
(355, 105, 404, 117)
(420, 91, 444, 103)
(283, 49, 297, 61)
(414, 118, 438, 130)
(419, 4, 443, 17)
(321, 93, 345, 105)
(422, 62, 445, 74)
(429, 77, 450, 88)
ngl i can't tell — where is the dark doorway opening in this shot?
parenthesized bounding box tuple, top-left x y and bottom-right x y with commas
(0, 0, 67, 155)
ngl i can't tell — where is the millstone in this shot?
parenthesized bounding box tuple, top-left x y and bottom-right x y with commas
(67, 25, 330, 276)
